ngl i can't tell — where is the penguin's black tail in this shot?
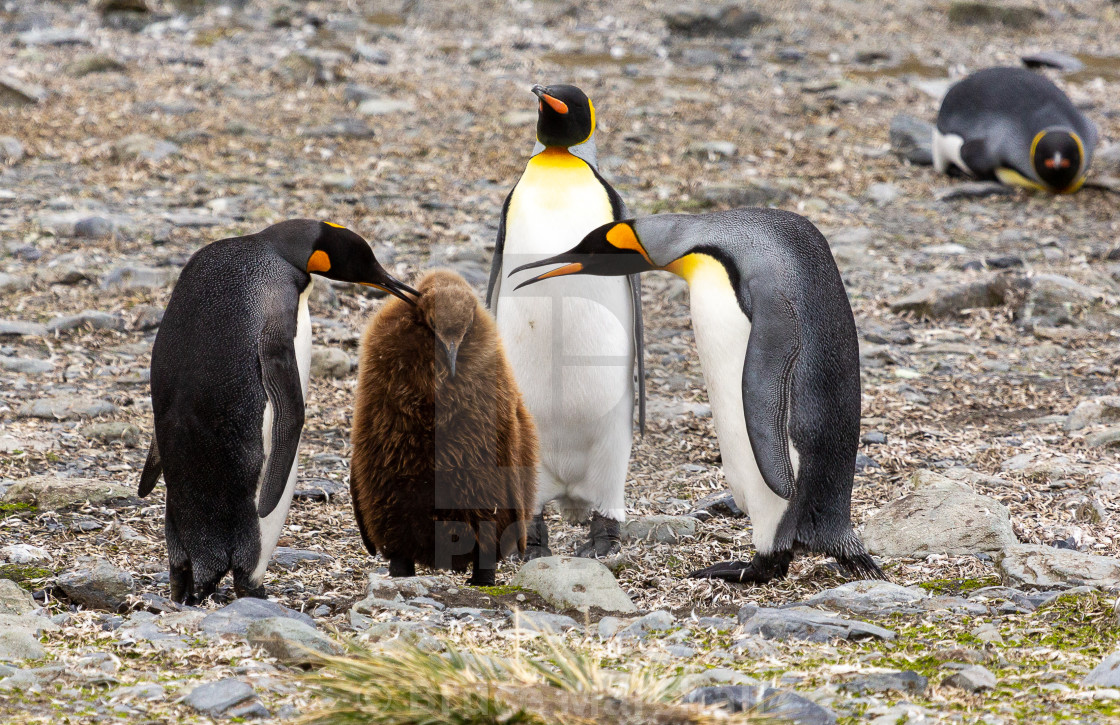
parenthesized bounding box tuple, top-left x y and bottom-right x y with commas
(138, 437, 162, 497)
(832, 529, 888, 581)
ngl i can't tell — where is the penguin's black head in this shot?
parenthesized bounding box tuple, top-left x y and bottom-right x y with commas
(415, 270, 477, 379)
(510, 220, 655, 290)
(533, 83, 595, 148)
(1031, 129, 1085, 193)
(307, 221, 419, 304)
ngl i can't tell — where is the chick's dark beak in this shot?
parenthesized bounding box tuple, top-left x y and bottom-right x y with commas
(440, 340, 458, 378)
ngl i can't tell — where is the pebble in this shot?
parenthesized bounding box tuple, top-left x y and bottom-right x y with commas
(183, 678, 264, 718)
(1086, 427, 1120, 449)
(1, 544, 52, 565)
(688, 491, 744, 519)
(358, 98, 416, 115)
(293, 478, 347, 502)
(113, 134, 180, 163)
(615, 610, 676, 640)
(0, 74, 45, 106)
(80, 422, 142, 446)
(866, 183, 900, 206)
(685, 140, 738, 159)
(0, 136, 24, 163)
(1066, 396, 1120, 431)
(942, 664, 997, 692)
(890, 274, 1027, 318)
(0, 320, 48, 337)
(0, 356, 53, 374)
(511, 556, 637, 614)
(0, 629, 46, 661)
(1021, 51, 1084, 72)
(0, 579, 38, 616)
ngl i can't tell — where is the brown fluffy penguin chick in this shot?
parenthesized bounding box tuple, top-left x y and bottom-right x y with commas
(350, 269, 538, 585)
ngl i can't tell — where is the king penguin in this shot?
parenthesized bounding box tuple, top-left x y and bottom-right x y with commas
(486, 83, 645, 559)
(933, 67, 1097, 193)
(511, 209, 886, 583)
(138, 219, 418, 604)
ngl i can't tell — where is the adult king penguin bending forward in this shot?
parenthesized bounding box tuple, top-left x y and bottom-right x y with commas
(487, 84, 644, 559)
(513, 209, 885, 583)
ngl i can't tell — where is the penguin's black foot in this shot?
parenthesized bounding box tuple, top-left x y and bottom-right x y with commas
(574, 513, 622, 559)
(518, 513, 552, 561)
(234, 582, 267, 600)
(467, 568, 496, 586)
(688, 550, 794, 584)
(388, 557, 416, 577)
(520, 545, 553, 561)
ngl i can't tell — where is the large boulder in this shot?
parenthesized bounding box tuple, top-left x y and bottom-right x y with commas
(861, 471, 1016, 557)
(511, 556, 636, 614)
(996, 545, 1120, 590)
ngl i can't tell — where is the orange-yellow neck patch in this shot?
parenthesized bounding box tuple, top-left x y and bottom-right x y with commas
(307, 250, 331, 273)
(664, 253, 731, 288)
(605, 223, 653, 265)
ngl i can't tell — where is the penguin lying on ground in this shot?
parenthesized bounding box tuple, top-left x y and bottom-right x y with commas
(486, 83, 644, 561)
(350, 269, 538, 585)
(512, 209, 886, 583)
(934, 67, 1097, 193)
(138, 219, 417, 604)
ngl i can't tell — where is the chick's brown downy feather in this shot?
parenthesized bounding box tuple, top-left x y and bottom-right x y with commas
(350, 269, 538, 582)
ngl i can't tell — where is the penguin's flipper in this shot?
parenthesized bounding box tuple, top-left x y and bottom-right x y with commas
(958, 138, 998, 179)
(256, 314, 306, 519)
(485, 189, 514, 310)
(138, 436, 162, 497)
(628, 272, 646, 435)
(742, 288, 800, 501)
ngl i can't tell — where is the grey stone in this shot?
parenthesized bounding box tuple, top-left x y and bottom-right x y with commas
(616, 610, 676, 639)
(0, 75, 45, 106)
(310, 347, 351, 378)
(81, 422, 142, 446)
(511, 611, 580, 633)
(1084, 651, 1120, 687)
(18, 27, 90, 46)
(935, 181, 1016, 200)
(300, 118, 375, 139)
(102, 266, 175, 290)
(890, 114, 934, 165)
(942, 664, 996, 692)
(867, 183, 900, 205)
(1021, 51, 1084, 72)
(362, 621, 443, 653)
(57, 560, 135, 612)
(622, 515, 697, 543)
(293, 478, 347, 501)
(683, 685, 837, 724)
(322, 173, 356, 191)
(0, 320, 47, 337)
(948, 1, 1044, 28)
(686, 140, 738, 159)
(689, 491, 744, 519)
(18, 396, 118, 420)
(73, 217, 114, 239)
(997, 544, 1120, 590)
(2, 475, 131, 509)
(1, 544, 51, 565)
(664, 5, 767, 37)
(364, 574, 456, 600)
(841, 670, 927, 694)
(0, 580, 37, 616)
(1087, 426, 1120, 449)
(1095, 144, 1120, 178)
(0, 137, 24, 163)
(183, 678, 259, 717)
(679, 668, 760, 692)
(697, 181, 789, 208)
(47, 310, 126, 332)
(0, 357, 52, 374)
(164, 211, 232, 227)
(246, 617, 341, 664)
(803, 580, 928, 615)
(66, 54, 127, 77)
(0, 273, 29, 293)
(1066, 397, 1120, 431)
(199, 597, 315, 636)
(358, 98, 416, 115)
(739, 606, 895, 642)
(511, 556, 637, 614)
(890, 274, 1028, 318)
(0, 614, 58, 637)
(113, 134, 180, 163)
(271, 547, 334, 570)
(114, 682, 167, 701)
(861, 472, 1016, 557)
(1014, 274, 1119, 331)
(0, 629, 46, 661)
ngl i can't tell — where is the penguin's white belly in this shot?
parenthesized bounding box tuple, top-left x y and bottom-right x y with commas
(676, 256, 790, 553)
(932, 128, 969, 175)
(496, 151, 633, 509)
(250, 283, 312, 584)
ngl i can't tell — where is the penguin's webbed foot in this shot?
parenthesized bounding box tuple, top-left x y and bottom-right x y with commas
(388, 557, 416, 577)
(575, 513, 621, 559)
(688, 550, 793, 584)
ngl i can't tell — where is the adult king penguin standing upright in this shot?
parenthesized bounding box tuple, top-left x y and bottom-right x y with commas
(486, 84, 645, 559)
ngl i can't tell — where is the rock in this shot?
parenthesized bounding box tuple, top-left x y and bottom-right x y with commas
(1066, 397, 1120, 431)
(57, 560, 136, 612)
(0, 74, 45, 106)
(1015, 274, 1118, 331)
(948, 1, 1044, 28)
(299, 118, 375, 139)
(113, 134, 180, 163)
(276, 52, 324, 85)
(697, 181, 789, 208)
(683, 685, 837, 724)
(293, 478, 347, 502)
(0, 628, 46, 661)
(17, 28, 90, 46)
(364, 574, 456, 600)
(0, 357, 52, 375)
(164, 211, 233, 227)
(80, 422, 141, 446)
(942, 664, 996, 692)
(46, 310, 126, 332)
(183, 678, 262, 718)
(511, 556, 637, 614)
(2, 476, 131, 510)
(622, 515, 697, 543)
(867, 183, 900, 205)
(935, 181, 1016, 200)
(890, 274, 1028, 318)
(1087, 426, 1120, 449)
(689, 491, 744, 519)
(0, 580, 38, 615)
(114, 682, 166, 701)
(686, 140, 737, 159)
(841, 670, 927, 695)
(889, 114, 934, 165)
(246, 617, 341, 664)
(199, 597, 315, 636)
(738, 606, 895, 642)
(616, 610, 676, 640)
(0, 136, 24, 163)
(997, 544, 1120, 590)
(664, 5, 767, 37)
(1021, 51, 1084, 72)
(0, 273, 29, 293)
(358, 98, 416, 115)
(803, 580, 928, 615)
(1096, 144, 1120, 178)
(0, 320, 47, 337)
(102, 265, 175, 290)
(1084, 651, 1120, 687)
(862, 472, 1016, 557)
(66, 54, 127, 76)
(271, 547, 334, 570)
(310, 347, 351, 378)
(512, 611, 580, 633)
(1, 545, 51, 565)
(18, 396, 118, 420)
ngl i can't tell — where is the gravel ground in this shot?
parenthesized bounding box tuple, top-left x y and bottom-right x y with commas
(1, 0, 1119, 722)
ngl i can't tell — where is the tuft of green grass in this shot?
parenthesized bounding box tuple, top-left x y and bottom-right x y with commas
(298, 637, 767, 725)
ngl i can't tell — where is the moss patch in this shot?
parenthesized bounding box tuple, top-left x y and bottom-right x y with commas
(0, 502, 37, 518)
(0, 564, 54, 589)
(917, 575, 1001, 596)
(471, 585, 527, 597)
